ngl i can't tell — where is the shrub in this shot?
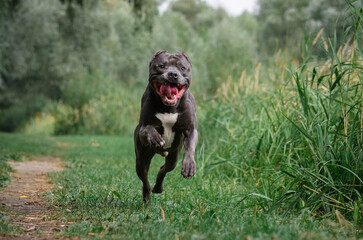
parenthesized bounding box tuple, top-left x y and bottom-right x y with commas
(0, 95, 49, 132)
(80, 85, 141, 135)
(22, 113, 55, 135)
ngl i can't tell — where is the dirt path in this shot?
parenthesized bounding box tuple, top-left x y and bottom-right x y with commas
(0, 156, 65, 239)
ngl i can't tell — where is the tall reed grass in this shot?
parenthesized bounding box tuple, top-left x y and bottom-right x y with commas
(198, 3, 362, 225)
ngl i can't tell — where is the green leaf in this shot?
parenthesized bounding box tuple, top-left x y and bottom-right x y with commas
(311, 67, 317, 85)
(282, 113, 314, 142)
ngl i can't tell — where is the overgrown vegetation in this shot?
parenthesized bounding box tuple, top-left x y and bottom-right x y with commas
(0, 0, 362, 238)
(200, 31, 362, 225)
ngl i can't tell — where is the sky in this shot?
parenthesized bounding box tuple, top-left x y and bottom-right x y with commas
(206, 0, 258, 15)
(159, 0, 258, 16)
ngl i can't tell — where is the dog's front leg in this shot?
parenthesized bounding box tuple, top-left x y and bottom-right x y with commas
(181, 129, 198, 178)
(139, 125, 164, 148)
(139, 125, 168, 157)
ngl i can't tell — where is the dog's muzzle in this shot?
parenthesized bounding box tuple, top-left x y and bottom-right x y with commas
(153, 78, 187, 106)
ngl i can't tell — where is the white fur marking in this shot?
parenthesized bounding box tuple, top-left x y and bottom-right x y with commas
(155, 113, 178, 149)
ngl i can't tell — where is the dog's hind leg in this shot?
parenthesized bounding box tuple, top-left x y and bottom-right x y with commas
(135, 126, 155, 202)
(136, 149, 154, 203)
(152, 147, 181, 194)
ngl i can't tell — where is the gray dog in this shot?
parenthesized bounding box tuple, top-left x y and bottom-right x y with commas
(134, 51, 198, 202)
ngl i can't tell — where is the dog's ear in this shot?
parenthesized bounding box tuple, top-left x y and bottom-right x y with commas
(150, 50, 167, 63)
(177, 51, 192, 67)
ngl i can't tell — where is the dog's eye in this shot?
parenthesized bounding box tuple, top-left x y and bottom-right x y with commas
(181, 66, 186, 71)
(159, 64, 165, 69)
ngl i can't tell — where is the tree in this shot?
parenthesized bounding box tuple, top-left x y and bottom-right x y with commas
(257, 0, 350, 54)
(128, 0, 159, 31)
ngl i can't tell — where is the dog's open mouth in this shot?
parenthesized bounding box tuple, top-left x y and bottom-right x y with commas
(153, 81, 187, 105)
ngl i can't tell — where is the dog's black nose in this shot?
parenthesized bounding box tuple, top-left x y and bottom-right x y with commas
(168, 71, 179, 80)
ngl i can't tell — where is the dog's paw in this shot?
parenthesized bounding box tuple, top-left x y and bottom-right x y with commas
(181, 159, 196, 178)
(148, 132, 165, 150)
(142, 185, 151, 203)
(152, 184, 163, 194)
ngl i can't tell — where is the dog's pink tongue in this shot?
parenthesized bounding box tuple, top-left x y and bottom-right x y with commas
(160, 83, 178, 98)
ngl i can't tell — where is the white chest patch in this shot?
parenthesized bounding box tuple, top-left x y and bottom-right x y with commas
(155, 113, 178, 149)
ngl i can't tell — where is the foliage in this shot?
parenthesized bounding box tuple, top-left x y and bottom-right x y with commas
(0, 95, 49, 132)
(0, 0, 259, 134)
(203, 16, 256, 91)
(257, 0, 352, 55)
(0, 152, 23, 189)
(0, 154, 12, 189)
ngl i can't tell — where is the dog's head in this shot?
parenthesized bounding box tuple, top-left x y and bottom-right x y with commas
(149, 50, 192, 106)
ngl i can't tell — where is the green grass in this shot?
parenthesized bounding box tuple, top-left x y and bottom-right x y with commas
(0, 133, 360, 239)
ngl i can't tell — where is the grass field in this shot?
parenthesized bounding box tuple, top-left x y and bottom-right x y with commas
(0, 132, 360, 239)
